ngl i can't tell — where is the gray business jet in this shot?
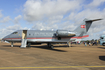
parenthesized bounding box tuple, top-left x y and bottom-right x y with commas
(2, 18, 102, 49)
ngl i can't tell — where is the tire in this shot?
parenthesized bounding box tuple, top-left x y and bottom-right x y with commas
(47, 43, 54, 49)
(50, 45, 54, 49)
(102, 43, 105, 46)
(27, 43, 31, 47)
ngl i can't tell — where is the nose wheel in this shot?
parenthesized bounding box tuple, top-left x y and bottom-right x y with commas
(11, 42, 14, 47)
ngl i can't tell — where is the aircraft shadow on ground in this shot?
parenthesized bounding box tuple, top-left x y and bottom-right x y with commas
(99, 56, 105, 61)
(30, 45, 68, 52)
(2, 45, 20, 47)
(2, 44, 72, 52)
(98, 47, 105, 49)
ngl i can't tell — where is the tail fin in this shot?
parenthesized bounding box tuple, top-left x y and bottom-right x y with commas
(74, 18, 102, 35)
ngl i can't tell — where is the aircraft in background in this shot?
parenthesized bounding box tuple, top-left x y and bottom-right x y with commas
(2, 18, 102, 49)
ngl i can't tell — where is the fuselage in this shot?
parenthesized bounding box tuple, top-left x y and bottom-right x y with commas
(2, 30, 89, 44)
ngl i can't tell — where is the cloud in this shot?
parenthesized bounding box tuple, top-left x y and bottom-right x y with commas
(67, 8, 105, 32)
(14, 15, 22, 23)
(91, 26, 105, 33)
(0, 24, 30, 38)
(49, 15, 63, 20)
(15, 6, 23, 13)
(0, 25, 21, 38)
(62, 0, 105, 40)
(59, 21, 76, 30)
(23, 0, 83, 31)
(23, 0, 105, 33)
(68, 9, 105, 22)
(0, 10, 3, 19)
(1, 0, 105, 40)
(103, 31, 105, 34)
(0, 16, 11, 23)
(87, 0, 105, 8)
(32, 22, 58, 30)
(23, 0, 82, 22)
(6, 25, 22, 30)
(6, 24, 30, 30)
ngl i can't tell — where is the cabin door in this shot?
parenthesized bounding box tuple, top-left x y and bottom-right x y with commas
(21, 30, 27, 48)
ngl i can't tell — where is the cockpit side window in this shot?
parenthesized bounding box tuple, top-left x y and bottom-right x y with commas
(12, 32, 18, 34)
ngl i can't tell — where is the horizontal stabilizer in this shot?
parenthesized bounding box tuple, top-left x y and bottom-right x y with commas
(86, 19, 102, 22)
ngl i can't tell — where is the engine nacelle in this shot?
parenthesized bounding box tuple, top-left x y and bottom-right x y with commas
(56, 30, 76, 37)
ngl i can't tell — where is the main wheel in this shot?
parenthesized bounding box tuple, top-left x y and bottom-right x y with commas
(47, 43, 54, 49)
(50, 45, 54, 49)
(27, 43, 31, 47)
(102, 43, 105, 46)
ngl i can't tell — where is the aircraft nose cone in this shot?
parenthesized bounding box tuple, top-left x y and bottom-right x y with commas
(2, 37, 6, 41)
(2, 35, 9, 41)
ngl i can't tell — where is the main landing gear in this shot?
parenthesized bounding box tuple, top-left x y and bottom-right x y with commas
(27, 43, 31, 47)
(47, 43, 54, 49)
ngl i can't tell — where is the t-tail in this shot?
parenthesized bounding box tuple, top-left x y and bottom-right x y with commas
(74, 18, 102, 36)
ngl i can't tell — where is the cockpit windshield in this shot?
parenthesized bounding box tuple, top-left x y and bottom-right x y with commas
(12, 32, 18, 34)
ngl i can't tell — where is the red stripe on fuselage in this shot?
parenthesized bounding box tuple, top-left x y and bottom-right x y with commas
(3, 35, 89, 40)
(71, 35, 89, 39)
(27, 37, 62, 39)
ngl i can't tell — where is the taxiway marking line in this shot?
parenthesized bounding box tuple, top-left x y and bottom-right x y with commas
(0, 66, 105, 69)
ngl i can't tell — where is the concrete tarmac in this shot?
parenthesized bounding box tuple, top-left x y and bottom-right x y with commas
(0, 42, 105, 70)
